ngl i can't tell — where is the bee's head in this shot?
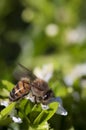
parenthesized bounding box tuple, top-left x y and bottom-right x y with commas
(42, 89, 54, 104)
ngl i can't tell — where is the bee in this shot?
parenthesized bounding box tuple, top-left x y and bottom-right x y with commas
(9, 64, 54, 105)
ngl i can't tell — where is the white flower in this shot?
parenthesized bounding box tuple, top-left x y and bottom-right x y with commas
(34, 63, 54, 82)
(48, 97, 68, 116)
(12, 116, 22, 123)
(56, 103, 68, 116)
(10, 109, 22, 123)
(64, 63, 86, 86)
(0, 100, 9, 107)
(65, 24, 86, 44)
(45, 24, 59, 37)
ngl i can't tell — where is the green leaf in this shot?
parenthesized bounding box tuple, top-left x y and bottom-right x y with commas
(18, 99, 34, 115)
(33, 102, 58, 125)
(0, 117, 12, 126)
(1, 80, 14, 91)
(0, 102, 16, 119)
(29, 104, 42, 123)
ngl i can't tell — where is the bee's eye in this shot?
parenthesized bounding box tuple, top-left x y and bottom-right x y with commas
(43, 90, 53, 100)
(43, 94, 48, 100)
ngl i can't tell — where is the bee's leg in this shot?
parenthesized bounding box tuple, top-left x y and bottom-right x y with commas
(33, 95, 41, 104)
(34, 95, 38, 104)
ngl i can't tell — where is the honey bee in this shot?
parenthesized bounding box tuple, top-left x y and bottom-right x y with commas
(9, 64, 54, 105)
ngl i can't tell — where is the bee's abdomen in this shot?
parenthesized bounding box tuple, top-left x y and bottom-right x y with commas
(9, 80, 30, 101)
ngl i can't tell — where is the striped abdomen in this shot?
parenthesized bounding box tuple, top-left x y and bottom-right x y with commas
(9, 80, 31, 101)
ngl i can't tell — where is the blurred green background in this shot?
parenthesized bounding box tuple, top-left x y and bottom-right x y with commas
(0, 0, 86, 130)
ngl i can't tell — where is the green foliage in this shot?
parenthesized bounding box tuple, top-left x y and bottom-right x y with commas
(32, 102, 58, 125)
(0, 102, 16, 120)
(0, 0, 86, 129)
(1, 80, 14, 91)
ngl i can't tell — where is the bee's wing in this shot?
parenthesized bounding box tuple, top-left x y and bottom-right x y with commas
(13, 63, 37, 81)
